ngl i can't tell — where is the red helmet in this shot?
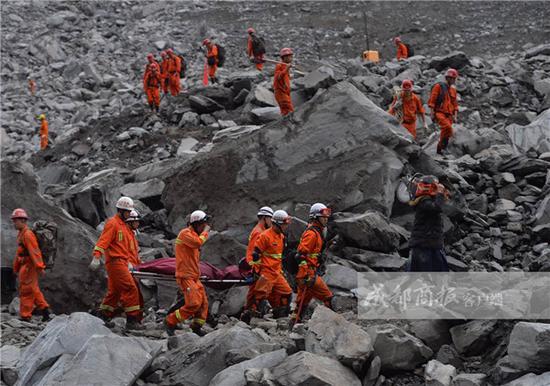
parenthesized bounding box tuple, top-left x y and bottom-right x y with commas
(202, 39, 211, 46)
(166, 48, 174, 55)
(160, 51, 167, 58)
(247, 27, 255, 34)
(280, 47, 293, 57)
(11, 208, 28, 220)
(445, 68, 458, 78)
(393, 37, 401, 44)
(150, 62, 160, 72)
(401, 79, 413, 90)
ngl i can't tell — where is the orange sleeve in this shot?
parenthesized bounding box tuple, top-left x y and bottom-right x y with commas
(388, 95, 397, 115)
(397, 44, 407, 60)
(23, 231, 45, 270)
(247, 38, 253, 56)
(416, 95, 425, 114)
(179, 229, 208, 249)
(176, 57, 182, 73)
(13, 256, 22, 274)
(297, 230, 318, 255)
(143, 69, 149, 89)
(246, 228, 261, 262)
(94, 220, 115, 257)
(41, 121, 48, 134)
(451, 88, 458, 113)
(253, 232, 268, 253)
(428, 83, 441, 110)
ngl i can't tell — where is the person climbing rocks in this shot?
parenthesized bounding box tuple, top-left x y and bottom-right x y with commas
(247, 28, 266, 71)
(28, 79, 36, 96)
(143, 60, 162, 113)
(241, 206, 274, 323)
(428, 68, 459, 154)
(11, 208, 51, 322)
(273, 47, 294, 116)
(407, 175, 450, 271)
(125, 210, 142, 267)
(37, 114, 48, 150)
(165, 210, 210, 337)
(393, 37, 409, 61)
(160, 51, 170, 94)
(291, 203, 334, 324)
(166, 48, 182, 96)
(89, 196, 143, 330)
(246, 210, 293, 319)
(203, 39, 219, 84)
(389, 79, 427, 139)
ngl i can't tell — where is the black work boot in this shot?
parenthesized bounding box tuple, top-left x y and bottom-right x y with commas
(126, 316, 145, 331)
(240, 310, 252, 324)
(164, 319, 176, 337)
(190, 322, 206, 337)
(99, 312, 115, 328)
(41, 307, 51, 322)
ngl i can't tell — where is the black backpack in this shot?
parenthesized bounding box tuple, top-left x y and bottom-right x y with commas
(433, 81, 449, 109)
(178, 55, 187, 78)
(284, 225, 326, 276)
(404, 43, 415, 57)
(251, 35, 266, 56)
(216, 44, 226, 67)
(32, 221, 58, 268)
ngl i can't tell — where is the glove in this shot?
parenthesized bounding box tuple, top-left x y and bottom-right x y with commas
(252, 250, 260, 262)
(128, 263, 134, 271)
(89, 258, 100, 271)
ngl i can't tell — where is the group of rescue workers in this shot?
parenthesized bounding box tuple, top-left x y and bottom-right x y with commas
(10, 167, 449, 334)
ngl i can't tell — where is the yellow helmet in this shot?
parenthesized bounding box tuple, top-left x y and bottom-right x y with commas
(38, 114, 46, 120)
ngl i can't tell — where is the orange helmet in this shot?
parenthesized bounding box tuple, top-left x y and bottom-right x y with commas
(202, 39, 211, 46)
(11, 208, 28, 220)
(401, 79, 413, 91)
(445, 68, 458, 78)
(280, 47, 293, 57)
(247, 28, 255, 34)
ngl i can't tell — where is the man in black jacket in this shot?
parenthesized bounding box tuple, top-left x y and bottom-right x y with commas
(408, 175, 450, 272)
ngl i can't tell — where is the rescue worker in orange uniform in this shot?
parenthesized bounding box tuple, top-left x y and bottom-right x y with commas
(37, 114, 48, 150)
(389, 79, 427, 139)
(291, 203, 333, 324)
(143, 60, 162, 113)
(89, 196, 143, 330)
(11, 208, 51, 322)
(126, 210, 142, 267)
(203, 39, 219, 84)
(241, 206, 274, 323)
(247, 28, 264, 71)
(273, 47, 294, 116)
(166, 48, 182, 96)
(28, 79, 36, 96)
(393, 37, 409, 61)
(160, 51, 170, 94)
(428, 68, 459, 154)
(249, 210, 293, 319)
(165, 210, 210, 337)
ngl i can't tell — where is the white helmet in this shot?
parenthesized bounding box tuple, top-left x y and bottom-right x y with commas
(272, 210, 291, 226)
(116, 196, 134, 211)
(309, 203, 331, 219)
(126, 210, 140, 222)
(189, 210, 209, 224)
(257, 206, 274, 217)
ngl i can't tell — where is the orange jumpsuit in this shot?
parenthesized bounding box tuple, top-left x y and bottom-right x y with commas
(389, 92, 425, 139)
(247, 37, 264, 71)
(273, 63, 294, 116)
(39, 119, 48, 150)
(166, 55, 182, 96)
(13, 225, 49, 319)
(93, 215, 142, 319)
(29, 80, 36, 96)
(244, 222, 267, 310)
(207, 45, 219, 80)
(397, 42, 409, 60)
(428, 82, 458, 153)
(160, 59, 170, 94)
(166, 226, 209, 328)
(143, 65, 161, 109)
(294, 225, 332, 320)
(250, 227, 292, 311)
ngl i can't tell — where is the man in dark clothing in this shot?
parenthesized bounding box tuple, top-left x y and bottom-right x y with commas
(407, 175, 450, 272)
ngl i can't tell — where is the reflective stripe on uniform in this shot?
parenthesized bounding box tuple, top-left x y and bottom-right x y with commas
(199, 235, 207, 242)
(262, 252, 282, 259)
(175, 238, 183, 245)
(175, 309, 184, 322)
(99, 304, 115, 311)
(94, 246, 105, 253)
(124, 305, 141, 312)
(299, 261, 307, 266)
(118, 231, 123, 242)
(307, 253, 320, 258)
(193, 318, 205, 326)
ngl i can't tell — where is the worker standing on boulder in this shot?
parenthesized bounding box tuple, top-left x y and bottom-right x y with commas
(241, 206, 274, 323)
(37, 114, 48, 150)
(89, 197, 143, 330)
(203, 39, 219, 84)
(247, 28, 266, 71)
(428, 68, 459, 155)
(291, 203, 333, 324)
(143, 61, 162, 113)
(28, 79, 36, 96)
(393, 37, 409, 60)
(273, 48, 294, 116)
(389, 79, 427, 139)
(165, 210, 210, 337)
(166, 48, 182, 96)
(160, 51, 170, 95)
(11, 208, 51, 322)
(408, 175, 450, 271)
(248, 210, 293, 319)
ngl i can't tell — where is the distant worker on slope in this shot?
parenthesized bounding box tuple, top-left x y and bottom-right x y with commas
(428, 68, 459, 155)
(37, 114, 48, 150)
(389, 79, 427, 139)
(273, 48, 294, 116)
(393, 37, 410, 61)
(143, 57, 162, 113)
(28, 79, 36, 96)
(160, 51, 170, 95)
(203, 39, 219, 84)
(166, 49, 182, 96)
(247, 28, 266, 71)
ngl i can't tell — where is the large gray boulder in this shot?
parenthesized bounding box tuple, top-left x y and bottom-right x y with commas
(507, 322, 550, 372)
(302, 65, 337, 95)
(1, 161, 100, 313)
(367, 323, 433, 371)
(323, 264, 358, 290)
(449, 320, 497, 356)
(501, 372, 550, 386)
(15, 313, 111, 386)
(208, 349, 287, 386)
(0, 345, 20, 386)
(429, 51, 471, 71)
(270, 351, 362, 386)
(425, 359, 457, 386)
(305, 306, 373, 372)
(506, 109, 550, 154)
(201, 231, 247, 267)
(120, 178, 165, 201)
(163, 81, 411, 230)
